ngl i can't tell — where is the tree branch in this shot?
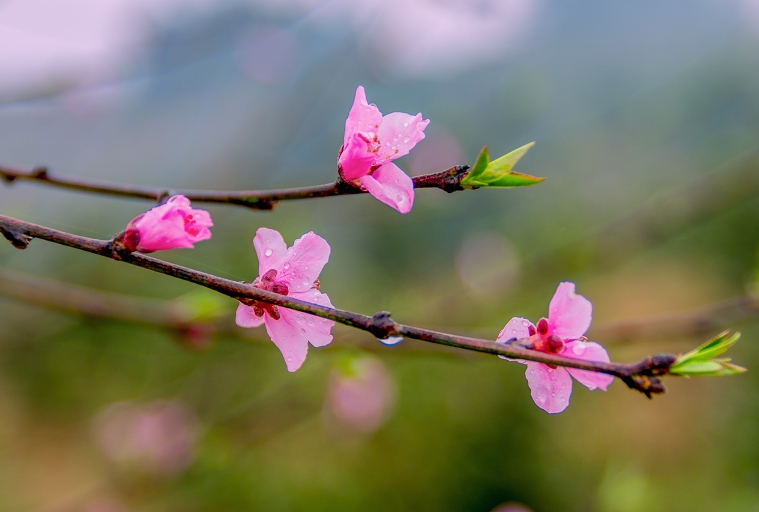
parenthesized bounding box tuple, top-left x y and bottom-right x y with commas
(0, 164, 471, 210)
(0, 213, 679, 396)
(591, 293, 759, 343)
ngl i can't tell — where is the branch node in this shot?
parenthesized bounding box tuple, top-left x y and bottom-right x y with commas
(0, 226, 30, 249)
(368, 311, 398, 339)
(31, 167, 49, 179)
(621, 375, 667, 398)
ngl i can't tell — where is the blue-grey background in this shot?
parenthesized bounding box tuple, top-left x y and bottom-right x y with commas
(1, 1, 758, 510)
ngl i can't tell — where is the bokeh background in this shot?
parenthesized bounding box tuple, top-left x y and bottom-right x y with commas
(1, 1, 759, 510)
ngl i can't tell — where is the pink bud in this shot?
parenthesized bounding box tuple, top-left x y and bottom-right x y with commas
(125, 196, 213, 253)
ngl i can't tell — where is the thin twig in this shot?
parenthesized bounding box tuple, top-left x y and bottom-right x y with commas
(591, 293, 759, 343)
(0, 269, 466, 357)
(0, 164, 471, 210)
(0, 213, 679, 396)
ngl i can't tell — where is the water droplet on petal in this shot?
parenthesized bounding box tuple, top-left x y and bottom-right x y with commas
(379, 336, 404, 346)
(296, 315, 305, 324)
(264, 249, 273, 257)
(403, 137, 410, 143)
(521, 320, 530, 327)
(283, 263, 290, 270)
(572, 343, 586, 356)
(396, 195, 404, 203)
(304, 265, 308, 270)
(403, 121, 409, 127)
(300, 328, 307, 335)
(535, 385, 548, 403)
(559, 396, 567, 403)
(306, 318, 315, 326)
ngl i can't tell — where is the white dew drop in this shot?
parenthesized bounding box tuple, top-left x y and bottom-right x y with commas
(521, 320, 530, 327)
(572, 343, 586, 356)
(296, 314, 305, 324)
(264, 249, 273, 257)
(403, 137, 410, 143)
(379, 336, 404, 346)
(283, 263, 290, 270)
(403, 121, 409, 127)
(306, 317, 315, 326)
(535, 385, 548, 403)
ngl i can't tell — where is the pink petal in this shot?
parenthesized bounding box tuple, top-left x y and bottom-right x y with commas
(359, 162, 415, 214)
(548, 282, 592, 340)
(264, 313, 309, 372)
(496, 316, 534, 362)
(563, 341, 615, 391)
(277, 232, 331, 293)
(235, 303, 265, 328)
(134, 209, 193, 251)
(253, 228, 288, 277)
(130, 196, 212, 252)
(287, 289, 335, 347)
(344, 86, 383, 147)
(338, 132, 376, 181)
(376, 112, 429, 162)
(525, 362, 573, 414)
(496, 317, 534, 343)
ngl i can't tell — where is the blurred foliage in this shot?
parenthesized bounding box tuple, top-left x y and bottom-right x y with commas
(1, 2, 759, 511)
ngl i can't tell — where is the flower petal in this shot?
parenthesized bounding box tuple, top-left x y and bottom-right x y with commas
(264, 313, 310, 372)
(496, 317, 534, 343)
(496, 316, 534, 362)
(525, 362, 573, 414)
(344, 86, 383, 147)
(376, 112, 429, 161)
(338, 132, 376, 180)
(288, 289, 335, 348)
(277, 232, 331, 293)
(235, 303, 265, 328)
(131, 196, 212, 252)
(253, 228, 288, 277)
(359, 162, 415, 214)
(563, 341, 615, 391)
(548, 282, 592, 340)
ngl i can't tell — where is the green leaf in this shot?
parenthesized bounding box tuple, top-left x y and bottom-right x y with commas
(461, 142, 544, 188)
(669, 359, 747, 377)
(677, 330, 741, 363)
(669, 331, 747, 376)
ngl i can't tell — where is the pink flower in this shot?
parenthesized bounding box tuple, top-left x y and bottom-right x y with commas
(338, 86, 430, 214)
(124, 195, 213, 253)
(235, 228, 335, 372)
(496, 282, 614, 414)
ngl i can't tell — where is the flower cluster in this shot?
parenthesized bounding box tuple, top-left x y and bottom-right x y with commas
(113, 88, 615, 414)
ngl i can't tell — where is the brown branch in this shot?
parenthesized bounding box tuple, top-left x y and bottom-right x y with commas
(591, 293, 759, 343)
(0, 213, 680, 396)
(0, 164, 470, 210)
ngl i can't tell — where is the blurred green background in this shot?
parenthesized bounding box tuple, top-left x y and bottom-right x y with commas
(1, 1, 759, 510)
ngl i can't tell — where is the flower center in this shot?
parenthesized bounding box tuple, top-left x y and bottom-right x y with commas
(250, 269, 290, 320)
(530, 317, 564, 353)
(182, 213, 199, 236)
